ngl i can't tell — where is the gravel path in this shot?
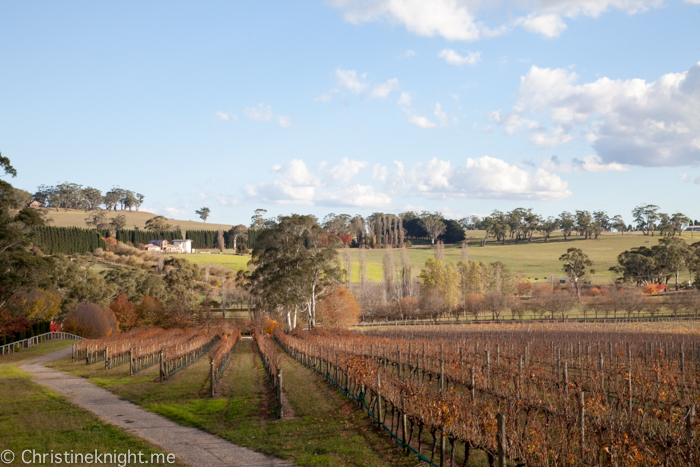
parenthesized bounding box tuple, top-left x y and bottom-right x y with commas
(20, 347, 292, 467)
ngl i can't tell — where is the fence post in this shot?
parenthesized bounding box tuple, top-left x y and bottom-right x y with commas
(104, 347, 109, 369)
(376, 373, 382, 424)
(277, 369, 283, 419)
(497, 413, 506, 467)
(210, 358, 216, 397)
(470, 366, 475, 402)
(687, 403, 695, 448)
(579, 391, 585, 453)
(129, 348, 133, 375)
(159, 350, 164, 382)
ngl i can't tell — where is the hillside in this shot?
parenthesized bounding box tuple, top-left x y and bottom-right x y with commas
(177, 230, 700, 285)
(40, 208, 228, 231)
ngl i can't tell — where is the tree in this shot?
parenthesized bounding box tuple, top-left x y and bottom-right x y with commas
(62, 303, 118, 338)
(109, 292, 138, 331)
(439, 219, 466, 243)
(559, 212, 575, 240)
(632, 204, 660, 236)
(195, 207, 211, 222)
(611, 215, 627, 234)
(559, 248, 593, 300)
(110, 214, 127, 231)
(145, 215, 174, 231)
(539, 217, 559, 242)
(217, 227, 225, 252)
(419, 258, 461, 315)
(419, 211, 447, 245)
(656, 237, 691, 290)
(229, 224, 248, 250)
(250, 208, 267, 229)
(81, 187, 103, 211)
(248, 214, 340, 331)
(85, 208, 109, 229)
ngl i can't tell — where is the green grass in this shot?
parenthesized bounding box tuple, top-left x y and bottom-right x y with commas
(49, 340, 422, 467)
(176, 231, 699, 285)
(0, 341, 186, 467)
(170, 251, 250, 272)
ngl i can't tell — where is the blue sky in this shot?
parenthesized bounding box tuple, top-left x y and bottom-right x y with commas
(2, 0, 700, 225)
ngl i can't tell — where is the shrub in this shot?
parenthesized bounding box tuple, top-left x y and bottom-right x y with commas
(93, 247, 104, 257)
(588, 286, 601, 297)
(62, 303, 118, 338)
(316, 286, 362, 328)
(236, 243, 249, 255)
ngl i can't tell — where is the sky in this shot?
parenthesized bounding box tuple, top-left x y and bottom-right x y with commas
(2, 0, 700, 226)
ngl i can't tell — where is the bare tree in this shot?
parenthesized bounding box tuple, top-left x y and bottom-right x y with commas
(461, 240, 469, 262)
(434, 240, 445, 261)
(344, 244, 352, 285)
(221, 276, 228, 318)
(398, 216, 404, 245)
(217, 227, 225, 252)
(383, 244, 395, 301)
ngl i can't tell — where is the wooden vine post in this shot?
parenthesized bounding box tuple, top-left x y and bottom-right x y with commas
(210, 358, 215, 397)
(497, 413, 506, 467)
(159, 350, 164, 382)
(277, 369, 283, 419)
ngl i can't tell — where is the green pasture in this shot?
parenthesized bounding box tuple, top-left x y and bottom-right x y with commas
(170, 251, 250, 272)
(0, 341, 184, 466)
(177, 231, 697, 285)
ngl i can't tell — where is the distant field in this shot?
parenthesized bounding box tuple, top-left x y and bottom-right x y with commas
(40, 208, 227, 231)
(177, 231, 699, 285)
(170, 251, 250, 272)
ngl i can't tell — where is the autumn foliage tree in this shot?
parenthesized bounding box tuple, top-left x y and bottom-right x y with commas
(62, 303, 118, 338)
(109, 292, 138, 331)
(316, 286, 361, 329)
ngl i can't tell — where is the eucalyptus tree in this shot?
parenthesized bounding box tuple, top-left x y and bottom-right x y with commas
(248, 214, 341, 331)
(559, 248, 594, 300)
(559, 212, 575, 240)
(419, 211, 447, 245)
(632, 204, 660, 236)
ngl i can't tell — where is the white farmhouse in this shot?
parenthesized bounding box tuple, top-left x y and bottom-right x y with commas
(173, 239, 193, 253)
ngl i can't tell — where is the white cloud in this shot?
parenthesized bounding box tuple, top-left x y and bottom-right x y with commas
(409, 114, 437, 128)
(277, 116, 292, 128)
(494, 62, 700, 166)
(164, 206, 187, 217)
(397, 92, 413, 107)
(328, 0, 482, 41)
(403, 49, 416, 58)
(407, 156, 571, 200)
(542, 155, 629, 173)
(438, 49, 481, 66)
(434, 103, 448, 126)
(243, 103, 273, 122)
(245, 155, 571, 207)
(245, 159, 391, 208)
(574, 155, 629, 172)
(243, 103, 292, 127)
(695, 175, 700, 185)
(370, 78, 400, 98)
(315, 90, 338, 102)
(336, 69, 369, 95)
(517, 14, 567, 38)
(334, 69, 399, 99)
(215, 111, 237, 122)
(328, 0, 663, 41)
(327, 158, 368, 183)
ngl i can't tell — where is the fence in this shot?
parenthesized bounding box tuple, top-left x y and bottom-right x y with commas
(254, 331, 283, 419)
(1, 332, 83, 356)
(160, 336, 219, 381)
(275, 335, 510, 466)
(210, 336, 241, 397)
